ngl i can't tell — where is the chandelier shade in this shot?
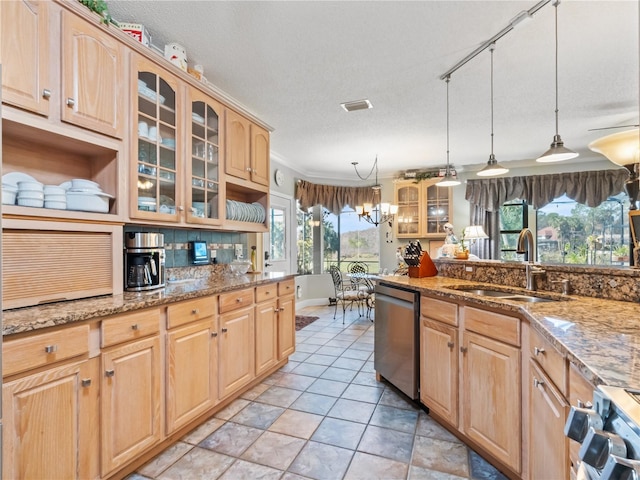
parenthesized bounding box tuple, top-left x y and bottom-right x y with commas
(588, 128, 640, 166)
(353, 157, 398, 227)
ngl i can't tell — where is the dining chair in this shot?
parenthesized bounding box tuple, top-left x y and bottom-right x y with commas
(346, 262, 375, 320)
(328, 265, 366, 324)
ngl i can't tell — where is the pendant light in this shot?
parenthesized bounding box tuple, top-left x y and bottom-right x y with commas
(478, 45, 509, 177)
(438, 76, 461, 187)
(537, 0, 579, 163)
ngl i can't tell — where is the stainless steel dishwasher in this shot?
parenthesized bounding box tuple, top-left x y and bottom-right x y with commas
(374, 283, 419, 400)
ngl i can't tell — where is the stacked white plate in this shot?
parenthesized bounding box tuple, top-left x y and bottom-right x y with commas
(60, 179, 113, 213)
(44, 185, 67, 210)
(17, 180, 44, 208)
(2, 172, 37, 205)
(225, 200, 266, 223)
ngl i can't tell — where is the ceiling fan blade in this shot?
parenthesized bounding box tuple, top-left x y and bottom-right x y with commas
(588, 124, 639, 132)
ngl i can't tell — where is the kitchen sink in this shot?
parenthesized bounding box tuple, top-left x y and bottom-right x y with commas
(451, 286, 560, 302)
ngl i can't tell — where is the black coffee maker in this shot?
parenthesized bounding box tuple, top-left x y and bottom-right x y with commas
(124, 232, 165, 291)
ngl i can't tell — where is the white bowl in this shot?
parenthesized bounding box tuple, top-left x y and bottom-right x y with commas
(44, 185, 66, 195)
(2, 190, 16, 205)
(17, 190, 45, 200)
(44, 194, 67, 202)
(71, 179, 101, 190)
(17, 197, 44, 208)
(45, 201, 67, 210)
(3, 183, 18, 193)
(66, 191, 109, 213)
(17, 180, 43, 191)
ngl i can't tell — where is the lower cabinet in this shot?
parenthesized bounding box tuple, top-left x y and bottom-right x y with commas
(3, 356, 100, 480)
(219, 304, 255, 399)
(255, 298, 279, 376)
(101, 334, 162, 476)
(278, 292, 296, 359)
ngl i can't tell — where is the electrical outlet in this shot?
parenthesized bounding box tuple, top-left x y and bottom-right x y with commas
(235, 244, 243, 259)
(465, 266, 474, 273)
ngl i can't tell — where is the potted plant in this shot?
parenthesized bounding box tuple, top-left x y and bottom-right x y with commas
(455, 229, 469, 259)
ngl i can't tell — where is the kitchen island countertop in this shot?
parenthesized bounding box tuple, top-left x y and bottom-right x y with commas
(2, 272, 294, 336)
(376, 275, 640, 391)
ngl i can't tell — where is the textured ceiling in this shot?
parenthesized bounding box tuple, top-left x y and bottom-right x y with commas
(107, 1, 639, 180)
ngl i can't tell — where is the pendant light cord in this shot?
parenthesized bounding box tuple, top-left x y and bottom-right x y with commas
(490, 45, 495, 156)
(446, 76, 451, 173)
(554, 1, 559, 136)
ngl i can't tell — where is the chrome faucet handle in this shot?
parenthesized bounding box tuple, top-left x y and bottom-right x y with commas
(550, 279, 570, 295)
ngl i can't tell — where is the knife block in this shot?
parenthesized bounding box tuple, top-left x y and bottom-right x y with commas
(408, 251, 438, 278)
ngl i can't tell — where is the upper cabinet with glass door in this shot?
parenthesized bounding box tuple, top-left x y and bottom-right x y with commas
(394, 178, 451, 239)
(132, 56, 181, 222)
(187, 89, 223, 225)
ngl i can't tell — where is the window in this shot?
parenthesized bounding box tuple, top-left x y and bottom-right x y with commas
(296, 204, 313, 274)
(499, 200, 528, 261)
(537, 193, 629, 265)
(498, 193, 630, 266)
(323, 207, 380, 272)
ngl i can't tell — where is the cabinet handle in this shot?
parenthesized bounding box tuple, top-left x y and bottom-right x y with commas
(105, 369, 115, 377)
(177, 206, 184, 211)
(577, 399, 593, 409)
(44, 345, 58, 354)
(221, 327, 228, 333)
(42, 89, 51, 99)
(66, 97, 75, 107)
(211, 332, 218, 337)
(533, 377, 545, 388)
(236, 298, 242, 303)
(460, 347, 468, 353)
(131, 324, 139, 330)
(447, 341, 454, 349)
(534, 346, 546, 356)
(191, 308, 199, 315)
(81, 379, 92, 388)
(246, 167, 252, 172)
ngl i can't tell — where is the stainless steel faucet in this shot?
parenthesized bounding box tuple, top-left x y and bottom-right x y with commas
(517, 228, 545, 291)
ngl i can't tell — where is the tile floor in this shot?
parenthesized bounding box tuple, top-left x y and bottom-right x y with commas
(127, 305, 508, 480)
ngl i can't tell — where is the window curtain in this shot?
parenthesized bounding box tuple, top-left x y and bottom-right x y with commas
(296, 180, 376, 215)
(465, 168, 630, 212)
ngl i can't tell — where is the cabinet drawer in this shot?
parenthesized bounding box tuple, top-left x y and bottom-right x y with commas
(219, 288, 254, 314)
(278, 280, 295, 297)
(421, 296, 457, 326)
(3, 324, 90, 377)
(101, 308, 160, 348)
(530, 327, 567, 396)
(463, 306, 520, 346)
(167, 296, 217, 329)
(256, 284, 278, 303)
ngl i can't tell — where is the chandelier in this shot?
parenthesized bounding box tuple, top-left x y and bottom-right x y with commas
(352, 156, 398, 227)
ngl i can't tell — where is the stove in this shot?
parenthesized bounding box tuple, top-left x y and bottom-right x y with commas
(565, 385, 640, 479)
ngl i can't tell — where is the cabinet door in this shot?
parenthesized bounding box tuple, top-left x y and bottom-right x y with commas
(101, 335, 162, 476)
(462, 331, 521, 472)
(395, 182, 422, 238)
(0, 0, 50, 116)
(3, 357, 99, 480)
(278, 294, 296, 359)
(424, 180, 451, 238)
(420, 317, 458, 426)
(187, 88, 224, 225)
(250, 124, 270, 186)
(166, 318, 218, 434)
(132, 55, 182, 221)
(225, 109, 251, 180)
(255, 299, 278, 375)
(61, 11, 125, 138)
(529, 359, 569, 480)
(219, 306, 255, 398)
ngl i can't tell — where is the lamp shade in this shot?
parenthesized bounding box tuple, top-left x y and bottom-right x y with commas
(463, 225, 489, 240)
(588, 128, 640, 166)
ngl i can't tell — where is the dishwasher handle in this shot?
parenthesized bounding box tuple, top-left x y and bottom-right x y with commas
(375, 284, 418, 304)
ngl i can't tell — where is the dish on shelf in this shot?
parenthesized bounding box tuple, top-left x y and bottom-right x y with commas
(138, 85, 165, 105)
(225, 200, 266, 223)
(44, 201, 67, 210)
(66, 191, 111, 213)
(192, 112, 205, 124)
(161, 138, 176, 148)
(138, 196, 157, 212)
(3, 172, 38, 187)
(17, 180, 43, 192)
(17, 190, 45, 200)
(2, 185, 17, 205)
(71, 178, 101, 190)
(137, 79, 147, 90)
(44, 185, 66, 196)
(17, 197, 44, 208)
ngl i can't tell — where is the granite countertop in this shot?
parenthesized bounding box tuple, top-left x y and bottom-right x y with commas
(2, 272, 294, 336)
(376, 275, 640, 390)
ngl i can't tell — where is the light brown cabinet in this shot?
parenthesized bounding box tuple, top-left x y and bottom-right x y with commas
(419, 296, 459, 426)
(0, 0, 50, 116)
(461, 306, 521, 473)
(101, 310, 162, 477)
(250, 123, 270, 187)
(219, 289, 256, 399)
(395, 179, 452, 239)
(226, 110, 269, 186)
(166, 296, 219, 434)
(61, 10, 125, 138)
(255, 298, 279, 376)
(3, 353, 99, 480)
(278, 292, 296, 359)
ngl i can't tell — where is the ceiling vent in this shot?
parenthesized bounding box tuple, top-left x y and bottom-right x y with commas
(340, 99, 373, 112)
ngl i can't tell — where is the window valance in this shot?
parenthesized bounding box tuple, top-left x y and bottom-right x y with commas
(296, 180, 376, 215)
(465, 168, 630, 212)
